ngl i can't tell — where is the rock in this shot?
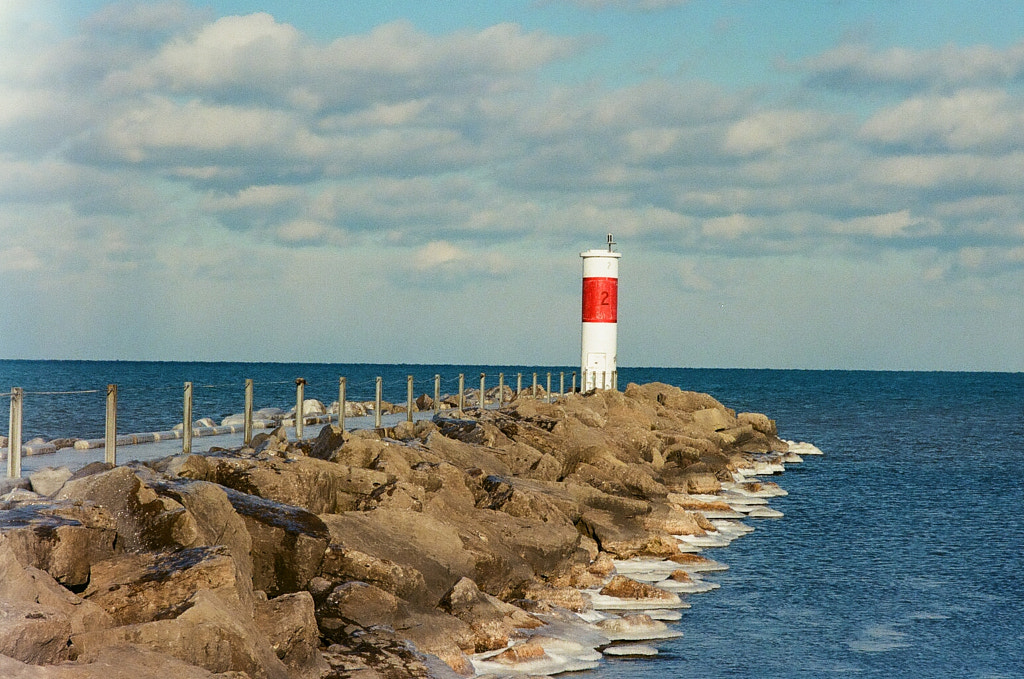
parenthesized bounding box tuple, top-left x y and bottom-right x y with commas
(307, 424, 346, 461)
(72, 589, 289, 679)
(0, 477, 31, 496)
(738, 411, 777, 436)
(55, 466, 195, 552)
(578, 509, 679, 559)
(317, 581, 473, 674)
(0, 536, 113, 635)
(0, 599, 73, 664)
(28, 467, 73, 497)
(319, 544, 428, 605)
(149, 480, 254, 602)
(254, 591, 329, 679)
(193, 455, 391, 514)
(439, 577, 540, 652)
(691, 407, 735, 432)
(320, 509, 475, 605)
(220, 487, 329, 597)
(673, 462, 722, 494)
(83, 546, 247, 625)
(599, 575, 676, 601)
(491, 640, 547, 664)
(0, 503, 118, 588)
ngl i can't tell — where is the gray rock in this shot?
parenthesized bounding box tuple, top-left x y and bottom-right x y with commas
(29, 467, 72, 497)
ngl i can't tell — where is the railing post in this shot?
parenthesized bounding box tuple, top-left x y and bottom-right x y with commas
(183, 382, 193, 455)
(559, 371, 565, 398)
(458, 374, 465, 414)
(532, 372, 538, 398)
(407, 375, 414, 423)
(433, 374, 440, 415)
(295, 378, 306, 439)
(572, 371, 577, 393)
(375, 376, 382, 429)
(105, 384, 117, 466)
(479, 373, 486, 410)
(498, 373, 504, 408)
(517, 373, 522, 395)
(338, 377, 346, 431)
(244, 379, 254, 445)
(547, 372, 552, 403)
(7, 387, 23, 479)
(613, 370, 618, 390)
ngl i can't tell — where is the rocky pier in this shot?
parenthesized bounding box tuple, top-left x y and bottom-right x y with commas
(0, 382, 816, 678)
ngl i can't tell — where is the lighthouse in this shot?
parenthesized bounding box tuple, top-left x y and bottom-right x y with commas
(580, 234, 621, 391)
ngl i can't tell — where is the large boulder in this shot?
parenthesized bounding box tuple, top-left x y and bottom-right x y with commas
(0, 537, 112, 636)
(72, 589, 289, 679)
(320, 509, 475, 605)
(253, 591, 329, 679)
(55, 466, 195, 553)
(0, 503, 118, 588)
(182, 454, 392, 515)
(82, 546, 248, 626)
(439, 577, 541, 652)
(317, 581, 473, 674)
(220, 487, 329, 597)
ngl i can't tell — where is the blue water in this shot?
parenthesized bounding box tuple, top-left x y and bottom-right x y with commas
(2, 362, 1023, 677)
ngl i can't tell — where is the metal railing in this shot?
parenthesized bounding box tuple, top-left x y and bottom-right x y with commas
(3, 370, 589, 479)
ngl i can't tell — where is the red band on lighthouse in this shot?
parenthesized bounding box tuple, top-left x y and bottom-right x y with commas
(582, 277, 618, 323)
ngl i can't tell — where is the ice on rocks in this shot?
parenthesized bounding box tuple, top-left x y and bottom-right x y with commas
(643, 609, 683, 622)
(603, 644, 659, 657)
(656, 577, 720, 594)
(585, 589, 689, 612)
(471, 636, 602, 676)
(744, 506, 785, 519)
(785, 440, 824, 455)
(595, 615, 683, 642)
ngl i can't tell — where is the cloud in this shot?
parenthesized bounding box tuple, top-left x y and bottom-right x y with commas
(1, 3, 1022, 368)
(802, 40, 1024, 92)
(861, 89, 1024, 152)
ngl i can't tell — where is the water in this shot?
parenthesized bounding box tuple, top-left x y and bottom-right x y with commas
(2, 362, 1023, 677)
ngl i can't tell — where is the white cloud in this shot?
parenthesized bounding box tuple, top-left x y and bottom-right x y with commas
(724, 110, 837, 156)
(1, 3, 1022, 368)
(861, 89, 1024, 152)
(803, 40, 1024, 91)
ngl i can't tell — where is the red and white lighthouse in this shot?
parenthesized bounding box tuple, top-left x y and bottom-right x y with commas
(580, 234, 621, 391)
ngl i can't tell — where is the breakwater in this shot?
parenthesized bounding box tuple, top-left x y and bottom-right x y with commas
(0, 380, 817, 677)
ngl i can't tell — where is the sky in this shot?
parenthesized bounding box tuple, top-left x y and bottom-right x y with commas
(1, 0, 1023, 371)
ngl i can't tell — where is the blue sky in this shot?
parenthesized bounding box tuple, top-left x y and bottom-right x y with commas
(1, 0, 1022, 370)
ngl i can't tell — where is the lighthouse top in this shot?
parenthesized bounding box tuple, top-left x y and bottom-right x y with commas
(581, 233, 622, 259)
